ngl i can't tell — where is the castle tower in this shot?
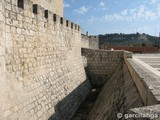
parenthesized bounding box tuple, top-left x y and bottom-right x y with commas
(31, 0, 63, 16)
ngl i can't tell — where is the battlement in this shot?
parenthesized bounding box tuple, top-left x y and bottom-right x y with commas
(89, 35, 99, 39)
(31, 0, 63, 16)
(3, 0, 80, 32)
(0, 0, 84, 120)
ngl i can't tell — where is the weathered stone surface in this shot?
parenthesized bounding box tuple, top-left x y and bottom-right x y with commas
(130, 105, 160, 120)
(31, 0, 63, 16)
(82, 48, 124, 87)
(127, 58, 160, 105)
(81, 34, 99, 49)
(82, 49, 144, 120)
(0, 0, 90, 120)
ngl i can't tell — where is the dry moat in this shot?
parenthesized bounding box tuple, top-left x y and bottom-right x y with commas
(0, 0, 160, 120)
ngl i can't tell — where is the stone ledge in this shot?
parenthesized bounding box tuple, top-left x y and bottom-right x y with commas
(127, 58, 160, 104)
(124, 51, 133, 58)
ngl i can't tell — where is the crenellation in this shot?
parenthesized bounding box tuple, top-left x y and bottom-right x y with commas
(0, 1, 87, 120)
(60, 17, 63, 25)
(65, 20, 68, 27)
(75, 24, 77, 31)
(71, 22, 73, 29)
(44, 10, 48, 19)
(33, 4, 38, 14)
(67, 20, 71, 28)
(17, 0, 24, 9)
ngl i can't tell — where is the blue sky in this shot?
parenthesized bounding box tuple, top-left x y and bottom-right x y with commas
(63, 0, 160, 36)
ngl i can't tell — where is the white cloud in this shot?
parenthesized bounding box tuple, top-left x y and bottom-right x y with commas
(64, 2, 70, 8)
(98, 5, 158, 22)
(99, 2, 105, 7)
(151, 0, 157, 4)
(156, 4, 160, 15)
(87, 16, 97, 23)
(121, 9, 128, 16)
(102, 13, 124, 22)
(74, 6, 90, 14)
(71, 1, 159, 22)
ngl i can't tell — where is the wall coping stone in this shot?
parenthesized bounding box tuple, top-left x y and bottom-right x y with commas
(126, 58, 160, 105)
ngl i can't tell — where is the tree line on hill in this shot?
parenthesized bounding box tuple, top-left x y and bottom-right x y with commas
(99, 33, 160, 47)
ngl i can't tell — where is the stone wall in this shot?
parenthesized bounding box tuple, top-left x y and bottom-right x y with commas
(82, 48, 123, 87)
(0, 0, 6, 118)
(88, 61, 144, 120)
(81, 34, 89, 48)
(82, 48, 144, 119)
(0, 0, 91, 120)
(31, 0, 63, 16)
(89, 35, 99, 49)
(126, 59, 159, 106)
(81, 35, 99, 49)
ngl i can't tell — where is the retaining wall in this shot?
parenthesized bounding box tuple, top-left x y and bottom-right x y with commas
(82, 48, 149, 120)
(82, 48, 123, 87)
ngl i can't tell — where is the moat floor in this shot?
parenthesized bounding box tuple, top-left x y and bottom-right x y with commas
(71, 88, 101, 120)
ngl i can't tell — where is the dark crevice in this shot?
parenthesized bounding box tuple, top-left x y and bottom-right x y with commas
(71, 88, 102, 120)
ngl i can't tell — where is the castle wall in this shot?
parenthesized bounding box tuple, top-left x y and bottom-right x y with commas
(31, 0, 63, 16)
(81, 35, 99, 49)
(82, 48, 123, 87)
(0, 0, 91, 120)
(81, 34, 89, 48)
(0, 0, 6, 119)
(89, 35, 99, 49)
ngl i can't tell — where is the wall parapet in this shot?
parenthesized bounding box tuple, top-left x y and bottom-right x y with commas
(4, 0, 80, 32)
(125, 58, 160, 105)
(0, 0, 88, 120)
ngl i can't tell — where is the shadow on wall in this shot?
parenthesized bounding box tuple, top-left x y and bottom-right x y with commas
(81, 48, 124, 88)
(88, 62, 144, 120)
(48, 80, 91, 120)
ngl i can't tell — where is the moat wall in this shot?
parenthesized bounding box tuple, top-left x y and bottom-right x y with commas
(0, 0, 91, 120)
(82, 48, 124, 87)
(82, 49, 144, 120)
(82, 49, 159, 120)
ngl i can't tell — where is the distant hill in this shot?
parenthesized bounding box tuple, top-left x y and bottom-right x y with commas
(99, 33, 160, 46)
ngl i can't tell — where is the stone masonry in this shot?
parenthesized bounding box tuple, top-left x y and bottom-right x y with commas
(81, 34, 89, 48)
(1, 0, 160, 120)
(82, 48, 123, 87)
(81, 34, 99, 49)
(0, 0, 91, 120)
(31, 0, 63, 16)
(83, 50, 144, 120)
